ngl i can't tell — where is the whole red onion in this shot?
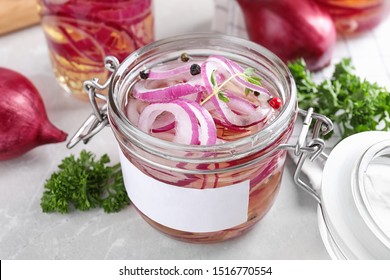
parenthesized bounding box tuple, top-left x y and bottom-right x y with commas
(237, 0, 337, 71)
(0, 67, 67, 160)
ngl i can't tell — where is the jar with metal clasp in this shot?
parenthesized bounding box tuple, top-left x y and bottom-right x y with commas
(67, 34, 335, 245)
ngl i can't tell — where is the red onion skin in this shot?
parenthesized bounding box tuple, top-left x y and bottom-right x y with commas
(237, 0, 337, 71)
(0, 67, 67, 160)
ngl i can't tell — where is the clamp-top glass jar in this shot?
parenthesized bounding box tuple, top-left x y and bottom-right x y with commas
(68, 34, 331, 243)
(37, 0, 154, 99)
(314, 0, 390, 35)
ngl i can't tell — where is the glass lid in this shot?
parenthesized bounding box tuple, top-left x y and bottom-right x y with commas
(352, 139, 390, 248)
(321, 131, 390, 259)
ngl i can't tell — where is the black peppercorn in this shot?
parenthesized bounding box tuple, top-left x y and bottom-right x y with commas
(180, 53, 190, 62)
(139, 70, 149, 79)
(253, 91, 260, 97)
(190, 64, 201, 76)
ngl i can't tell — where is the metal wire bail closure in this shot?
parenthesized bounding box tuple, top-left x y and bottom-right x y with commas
(291, 108, 333, 203)
(66, 56, 119, 149)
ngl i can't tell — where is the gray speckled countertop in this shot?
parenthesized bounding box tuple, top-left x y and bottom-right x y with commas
(3, 0, 389, 260)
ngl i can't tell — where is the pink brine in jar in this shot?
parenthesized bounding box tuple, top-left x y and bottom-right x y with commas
(64, 34, 298, 242)
(37, 0, 154, 99)
(100, 35, 298, 243)
(315, 0, 390, 34)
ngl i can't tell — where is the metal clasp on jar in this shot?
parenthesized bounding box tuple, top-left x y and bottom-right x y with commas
(283, 108, 333, 203)
(67, 55, 333, 202)
(66, 56, 119, 149)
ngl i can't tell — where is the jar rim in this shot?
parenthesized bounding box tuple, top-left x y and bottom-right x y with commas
(108, 33, 297, 156)
(353, 139, 390, 248)
(321, 131, 390, 259)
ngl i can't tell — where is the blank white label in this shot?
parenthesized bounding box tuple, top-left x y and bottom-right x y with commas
(119, 150, 250, 233)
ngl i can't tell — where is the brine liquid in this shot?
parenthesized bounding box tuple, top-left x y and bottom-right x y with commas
(118, 55, 295, 243)
(315, 0, 390, 34)
(119, 133, 292, 243)
(134, 161, 286, 243)
(38, 0, 154, 99)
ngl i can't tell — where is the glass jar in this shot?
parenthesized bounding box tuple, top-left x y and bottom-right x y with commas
(314, 0, 390, 35)
(69, 34, 321, 243)
(37, 0, 154, 99)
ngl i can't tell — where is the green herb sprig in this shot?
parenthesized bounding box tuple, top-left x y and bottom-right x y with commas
(41, 150, 130, 214)
(201, 67, 263, 105)
(288, 58, 390, 139)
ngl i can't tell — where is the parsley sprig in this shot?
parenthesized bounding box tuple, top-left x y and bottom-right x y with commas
(289, 58, 390, 140)
(41, 150, 130, 214)
(201, 67, 262, 105)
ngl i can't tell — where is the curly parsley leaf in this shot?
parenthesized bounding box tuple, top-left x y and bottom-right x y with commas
(288, 58, 390, 140)
(41, 150, 130, 214)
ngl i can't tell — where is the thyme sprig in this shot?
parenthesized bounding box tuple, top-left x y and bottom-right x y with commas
(201, 67, 263, 105)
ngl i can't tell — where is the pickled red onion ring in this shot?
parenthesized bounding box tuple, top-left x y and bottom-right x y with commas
(126, 98, 176, 133)
(126, 98, 149, 125)
(137, 100, 216, 145)
(152, 123, 175, 133)
(151, 112, 175, 133)
(138, 101, 199, 144)
(200, 60, 216, 93)
(133, 77, 205, 102)
(129, 55, 280, 145)
(201, 60, 272, 127)
(211, 95, 271, 127)
(186, 102, 217, 145)
(147, 64, 191, 80)
(207, 55, 271, 97)
(182, 91, 202, 103)
(225, 92, 257, 114)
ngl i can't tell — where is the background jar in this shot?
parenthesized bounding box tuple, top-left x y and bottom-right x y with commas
(105, 34, 298, 243)
(314, 0, 390, 35)
(37, 0, 154, 99)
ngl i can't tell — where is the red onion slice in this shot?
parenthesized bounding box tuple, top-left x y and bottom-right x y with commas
(184, 91, 203, 103)
(130, 55, 280, 145)
(127, 98, 177, 132)
(186, 102, 217, 145)
(207, 55, 271, 97)
(138, 100, 218, 145)
(138, 100, 199, 144)
(212, 95, 271, 127)
(151, 111, 175, 133)
(201, 60, 217, 94)
(126, 98, 149, 125)
(133, 76, 205, 102)
(147, 64, 191, 80)
(201, 60, 272, 127)
(225, 92, 257, 114)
